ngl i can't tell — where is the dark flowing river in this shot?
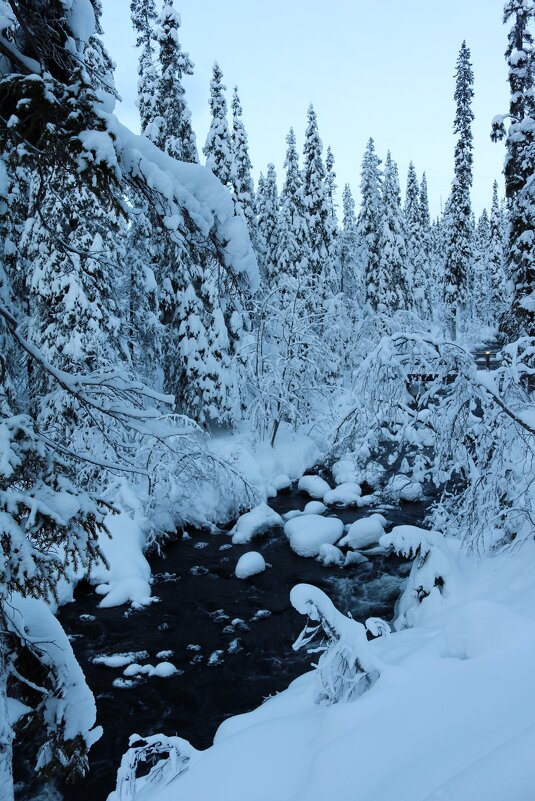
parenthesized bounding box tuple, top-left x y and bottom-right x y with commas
(15, 484, 430, 801)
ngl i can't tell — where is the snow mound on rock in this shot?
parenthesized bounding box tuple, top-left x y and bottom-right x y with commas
(385, 474, 423, 502)
(304, 501, 326, 515)
(235, 552, 266, 579)
(317, 543, 344, 566)
(284, 514, 344, 557)
(230, 503, 283, 545)
(323, 482, 362, 507)
(298, 474, 331, 499)
(339, 514, 388, 550)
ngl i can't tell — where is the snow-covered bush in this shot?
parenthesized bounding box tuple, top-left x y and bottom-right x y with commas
(108, 733, 199, 801)
(380, 525, 459, 630)
(245, 276, 335, 446)
(334, 330, 535, 553)
(0, 381, 107, 796)
(291, 583, 381, 704)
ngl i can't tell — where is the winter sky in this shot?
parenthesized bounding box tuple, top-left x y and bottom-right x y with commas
(102, 0, 509, 218)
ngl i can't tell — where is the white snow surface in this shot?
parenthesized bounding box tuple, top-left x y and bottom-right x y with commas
(284, 514, 344, 557)
(230, 503, 282, 545)
(297, 474, 331, 499)
(123, 542, 535, 801)
(339, 513, 388, 550)
(235, 552, 266, 579)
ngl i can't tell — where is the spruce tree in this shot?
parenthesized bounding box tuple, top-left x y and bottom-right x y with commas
(256, 163, 280, 285)
(276, 129, 309, 285)
(488, 180, 508, 325)
(378, 151, 408, 313)
(24, 173, 127, 454)
(204, 63, 233, 186)
(231, 87, 255, 237)
(339, 184, 361, 299)
(357, 138, 382, 312)
(472, 208, 491, 325)
(444, 41, 474, 340)
(151, 0, 197, 162)
(302, 105, 337, 295)
(130, 0, 158, 135)
(492, 0, 535, 338)
(404, 162, 429, 318)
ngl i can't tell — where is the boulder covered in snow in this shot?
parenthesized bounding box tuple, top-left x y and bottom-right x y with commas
(272, 473, 292, 492)
(385, 475, 423, 502)
(317, 543, 344, 567)
(304, 500, 326, 515)
(339, 513, 388, 550)
(297, 474, 331, 499)
(344, 551, 369, 567)
(323, 482, 362, 507)
(284, 514, 344, 557)
(235, 552, 267, 579)
(230, 503, 283, 545)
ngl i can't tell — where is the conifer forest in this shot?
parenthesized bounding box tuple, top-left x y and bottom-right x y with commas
(0, 2, 535, 800)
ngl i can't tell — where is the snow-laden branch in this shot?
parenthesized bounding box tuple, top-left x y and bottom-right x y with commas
(291, 583, 381, 704)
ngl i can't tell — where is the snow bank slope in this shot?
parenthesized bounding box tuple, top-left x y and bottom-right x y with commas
(135, 542, 535, 801)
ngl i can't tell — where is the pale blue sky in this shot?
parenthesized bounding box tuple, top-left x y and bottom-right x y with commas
(102, 0, 509, 218)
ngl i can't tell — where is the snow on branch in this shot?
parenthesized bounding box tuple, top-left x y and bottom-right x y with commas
(333, 328, 535, 553)
(291, 583, 381, 704)
(108, 732, 199, 801)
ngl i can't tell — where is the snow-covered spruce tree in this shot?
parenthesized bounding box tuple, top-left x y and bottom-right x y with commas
(325, 146, 337, 216)
(0, 369, 106, 798)
(256, 163, 280, 285)
(203, 62, 233, 186)
(489, 180, 508, 324)
(231, 87, 255, 238)
(404, 162, 430, 320)
(418, 172, 440, 318)
(377, 151, 408, 313)
(150, 0, 197, 162)
(302, 105, 338, 298)
(124, 199, 163, 386)
(275, 128, 309, 285)
(472, 208, 491, 326)
(357, 138, 383, 313)
(130, 0, 158, 134)
(492, 0, 535, 339)
(444, 41, 474, 340)
(24, 170, 127, 462)
(339, 183, 362, 300)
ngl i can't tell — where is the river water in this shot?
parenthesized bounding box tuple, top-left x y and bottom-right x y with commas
(16, 483, 431, 801)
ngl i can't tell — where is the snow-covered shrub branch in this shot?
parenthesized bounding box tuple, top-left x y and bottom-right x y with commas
(334, 329, 535, 552)
(245, 276, 336, 445)
(291, 583, 381, 704)
(108, 733, 198, 801)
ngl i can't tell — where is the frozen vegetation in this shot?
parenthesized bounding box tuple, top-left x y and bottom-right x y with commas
(0, 1, 534, 800)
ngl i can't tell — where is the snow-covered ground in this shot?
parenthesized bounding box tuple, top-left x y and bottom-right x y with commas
(109, 539, 535, 801)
